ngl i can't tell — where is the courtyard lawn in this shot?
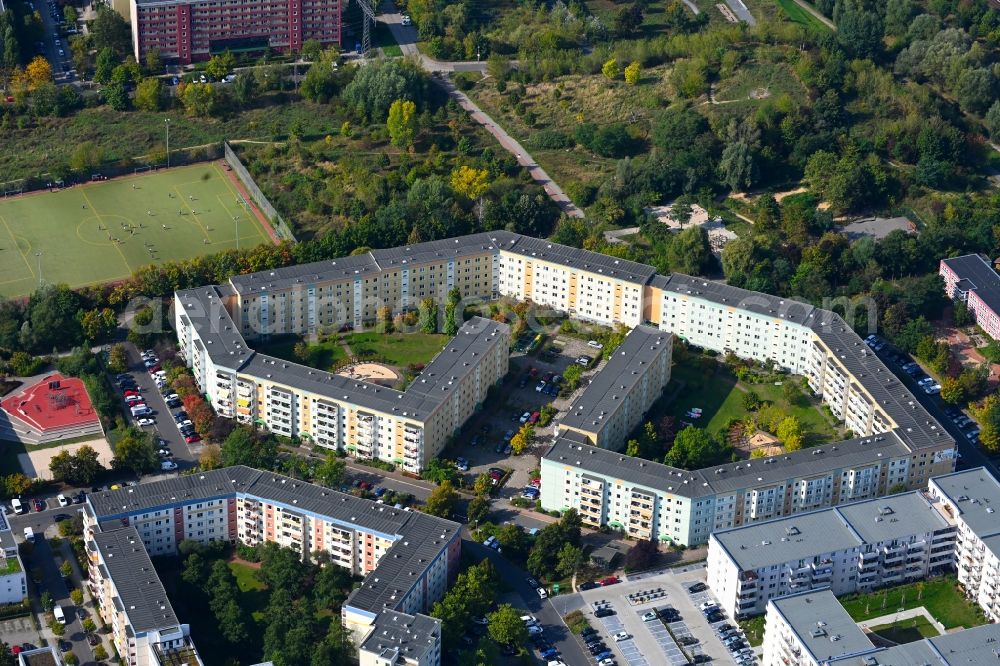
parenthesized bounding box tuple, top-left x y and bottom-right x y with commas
(840, 576, 986, 630)
(0, 163, 274, 298)
(346, 332, 450, 367)
(256, 334, 348, 371)
(662, 359, 840, 446)
(228, 560, 269, 623)
(870, 616, 940, 643)
(738, 615, 766, 647)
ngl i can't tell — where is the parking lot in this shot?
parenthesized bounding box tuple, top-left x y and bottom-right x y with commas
(447, 335, 605, 494)
(574, 568, 756, 666)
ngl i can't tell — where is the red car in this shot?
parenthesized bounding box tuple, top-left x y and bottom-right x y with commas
(529, 477, 541, 488)
(32, 498, 45, 512)
(542, 372, 553, 382)
(529, 411, 540, 424)
(600, 576, 619, 586)
(184, 434, 201, 444)
(148, 364, 161, 374)
(528, 367, 538, 377)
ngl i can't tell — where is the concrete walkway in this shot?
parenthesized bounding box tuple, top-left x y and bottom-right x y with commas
(604, 227, 640, 244)
(858, 606, 948, 637)
(379, 0, 585, 219)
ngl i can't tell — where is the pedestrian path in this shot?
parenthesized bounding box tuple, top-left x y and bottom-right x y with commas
(858, 606, 948, 636)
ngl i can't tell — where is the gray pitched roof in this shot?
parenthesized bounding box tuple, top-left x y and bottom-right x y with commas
(941, 254, 1000, 314)
(503, 234, 656, 285)
(92, 526, 180, 632)
(175, 286, 256, 371)
(544, 430, 911, 500)
(369, 232, 513, 269)
(559, 326, 671, 433)
(657, 274, 816, 325)
(769, 590, 876, 664)
(831, 624, 1000, 665)
(228, 253, 381, 295)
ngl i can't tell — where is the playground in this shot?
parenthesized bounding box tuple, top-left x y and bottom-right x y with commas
(0, 163, 275, 297)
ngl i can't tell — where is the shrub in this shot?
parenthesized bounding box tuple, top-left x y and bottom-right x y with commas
(528, 130, 573, 149)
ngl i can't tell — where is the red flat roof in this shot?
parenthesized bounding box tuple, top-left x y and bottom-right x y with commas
(1, 373, 99, 433)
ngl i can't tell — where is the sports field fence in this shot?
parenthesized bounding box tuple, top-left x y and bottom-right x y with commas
(0, 143, 224, 198)
(224, 141, 297, 243)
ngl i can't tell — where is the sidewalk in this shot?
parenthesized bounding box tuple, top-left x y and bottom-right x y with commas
(58, 538, 109, 664)
(858, 606, 947, 636)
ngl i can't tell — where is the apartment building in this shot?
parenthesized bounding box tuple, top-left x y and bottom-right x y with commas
(762, 589, 1000, 666)
(358, 610, 442, 666)
(174, 288, 509, 474)
(130, 0, 342, 64)
(706, 491, 957, 618)
(87, 526, 203, 666)
(82, 466, 458, 659)
(0, 513, 26, 604)
(939, 254, 1000, 341)
(927, 467, 1000, 622)
(17, 647, 64, 666)
(556, 326, 672, 449)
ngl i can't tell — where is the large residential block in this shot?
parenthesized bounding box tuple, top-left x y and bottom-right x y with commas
(706, 491, 956, 618)
(556, 325, 672, 449)
(83, 466, 457, 664)
(762, 589, 1000, 666)
(0, 513, 26, 605)
(927, 467, 1000, 622)
(939, 254, 1000, 341)
(129, 0, 341, 64)
(174, 231, 955, 546)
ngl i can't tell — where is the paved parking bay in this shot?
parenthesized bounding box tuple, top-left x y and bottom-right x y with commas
(591, 603, 649, 666)
(642, 612, 688, 666)
(686, 585, 757, 666)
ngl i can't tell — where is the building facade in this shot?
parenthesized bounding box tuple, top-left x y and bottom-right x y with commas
(939, 254, 1000, 341)
(927, 467, 1000, 622)
(83, 466, 457, 661)
(0, 514, 26, 605)
(706, 491, 957, 619)
(130, 0, 342, 63)
(762, 589, 1000, 666)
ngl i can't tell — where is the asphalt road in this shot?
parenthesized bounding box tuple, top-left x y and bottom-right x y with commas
(120, 342, 199, 469)
(30, 0, 74, 83)
(469, 539, 591, 666)
(13, 515, 96, 664)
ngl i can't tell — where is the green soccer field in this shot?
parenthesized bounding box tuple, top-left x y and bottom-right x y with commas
(0, 163, 275, 298)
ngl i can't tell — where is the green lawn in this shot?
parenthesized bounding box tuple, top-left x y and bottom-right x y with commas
(346, 332, 450, 367)
(228, 561, 269, 623)
(870, 616, 939, 643)
(0, 163, 273, 297)
(738, 615, 766, 647)
(772, 0, 831, 30)
(840, 576, 986, 630)
(661, 360, 840, 445)
(256, 334, 348, 370)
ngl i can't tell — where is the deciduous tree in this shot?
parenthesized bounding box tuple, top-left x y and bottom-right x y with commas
(487, 604, 527, 647)
(450, 165, 490, 200)
(387, 99, 417, 148)
(424, 479, 458, 519)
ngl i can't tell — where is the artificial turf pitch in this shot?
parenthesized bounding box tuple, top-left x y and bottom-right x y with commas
(0, 163, 274, 298)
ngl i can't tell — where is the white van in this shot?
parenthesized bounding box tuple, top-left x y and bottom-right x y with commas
(130, 405, 152, 417)
(10, 498, 24, 514)
(537, 587, 548, 599)
(53, 605, 66, 624)
(23, 526, 34, 541)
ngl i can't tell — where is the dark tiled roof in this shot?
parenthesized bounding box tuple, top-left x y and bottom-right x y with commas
(175, 286, 255, 371)
(942, 254, 1000, 314)
(93, 526, 180, 632)
(228, 253, 381, 295)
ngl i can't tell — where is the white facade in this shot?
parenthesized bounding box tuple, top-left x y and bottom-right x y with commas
(0, 518, 26, 605)
(707, 491, 957, 618)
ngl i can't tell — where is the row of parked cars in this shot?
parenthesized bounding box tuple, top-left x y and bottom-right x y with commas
(696, 594, 754, 666)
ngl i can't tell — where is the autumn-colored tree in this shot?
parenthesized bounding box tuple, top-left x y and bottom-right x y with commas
(107, 344, 128, 374)
(386, 99, 417, 148)
(624, 60, 641, 84)
(450, 165, 490, 201)
(25, 55, 52, 91)
(602, 58, 619, 80)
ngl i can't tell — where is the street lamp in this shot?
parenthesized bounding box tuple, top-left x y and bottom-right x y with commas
(164, 118, 171, 168)
(34, 251, 42, 286)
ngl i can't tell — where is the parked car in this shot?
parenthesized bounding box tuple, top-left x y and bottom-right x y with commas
(136, 418, 155, 427)
(600, 576, 619, 586)
(161, 461, 178, 471)
(519, 412, 531, 423)
(579, 581, 600, 591)
(184, 434, 201, 444)
(641, 611, 659, 622)
(57, 493, 69, 507)
(689, 582, 708, 593)
(32, 499, 45, 512)
(612, 632, 630, 642)
(587, 340, 604, 349)
(594, 608, 615, 618)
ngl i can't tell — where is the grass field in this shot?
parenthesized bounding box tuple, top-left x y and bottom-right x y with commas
(772, 0, 832, 30)
(347, 332, 450, 367)
(870, 616, 940, 643)
(840, 576, 986, 630)
(0, 163, 273, 298)
(658, 360, 840, 445)
(229, 560, 269, 623)
(257, 334, 349, 371)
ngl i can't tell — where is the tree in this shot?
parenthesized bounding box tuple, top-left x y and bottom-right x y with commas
(419, 298, 438, 334)
(624, 539, 658, 571)
(473, 473, 493, 496)
(624, 61, 641, 85)
(300, 39, 322, 61)
(111, 59, 141, 86)
(956, 68, 995, 115)
(386, 99, 418, 148)
(94, 47, 116, 84)
(82, 618, 96, 633)
(70, 588, 83, 605)
(314, 453, 346, 488)
(718, 118, 758, 193)
(72, 446, 103, 484)
(986, 101, 1000, 140)
(300, 54, 338, 103)
(450, 165, 490, 201)
(103, 81, 129, 111)
(556, 542, 584, 578)
(0, 643, 14, 666)
(488, 604, 528, 647)
(93, 645, 108, 661)
(510, 429, 530, 455)
(231, 71, 258, 108)
(91, 6, 131, 55)
(468, 495, 490, 524)
(423, 458, 458, 485)
(776, 416, 802, 446)
(601, 58, 619, 80)
(836, 7, 883, 59)
(221, 426, 279, 469)
(180, 82, 216, 117)
(134, 77, 165, 111)
(939, 377, 964, 405)
(204, 51, 235, 80)
(342, 58, 427, 121)
(424, 479, 458, 519)
(62, 4, 78, 24)
(664, 426, 725, 469)
(79, 307, 116, 342)
(104, 344, 127, 375)
(444, 288, 461, 336)
(144, 48, 163, 74)
(25, 56, 51, 90)
(199, 444, 222, 470)
(111, 427, 158, 476)
(742, 390, 761, 411)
